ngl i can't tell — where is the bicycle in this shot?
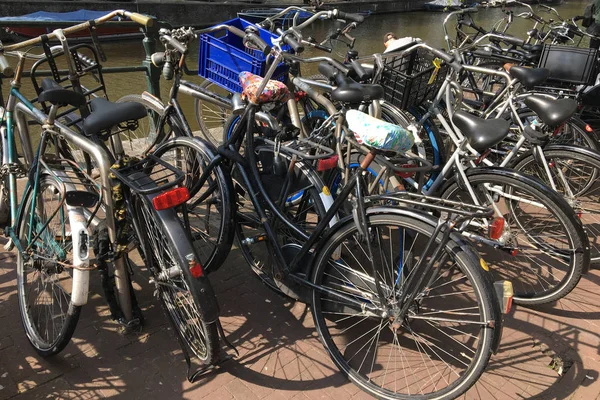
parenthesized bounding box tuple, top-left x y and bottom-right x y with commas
(158, 21, 512, 399)
(0, 11, 221, 374)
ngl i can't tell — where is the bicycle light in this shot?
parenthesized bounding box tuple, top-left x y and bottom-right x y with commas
(317, 155, 339, 171)
(488, 217, 505, 240)
(152, 187, 190, 211)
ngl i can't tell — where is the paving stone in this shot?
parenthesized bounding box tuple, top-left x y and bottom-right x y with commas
(1, 247, 600, 399)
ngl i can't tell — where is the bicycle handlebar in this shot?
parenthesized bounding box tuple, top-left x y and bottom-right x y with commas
(1, 10, 153, 52)
(160, 32, 188, 55)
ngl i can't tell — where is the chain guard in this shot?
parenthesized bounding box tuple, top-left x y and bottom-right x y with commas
(274, 243, 314, 303)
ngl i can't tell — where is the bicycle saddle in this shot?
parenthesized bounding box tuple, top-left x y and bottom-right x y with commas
(452, 110, 510, 153)
(82, 97, 147, 136)
(38, 78, 86, 108)
(521, 44, 543, 53)
(239, 71, 290, 104)
(509, 66, 550, 89)
(523, 96, 577, 127)
(346, 109, 414, 153)
(318, 61, 384, 103)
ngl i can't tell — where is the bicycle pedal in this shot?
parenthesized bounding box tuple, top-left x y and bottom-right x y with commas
(117, 317, 143, 335)
(3, 239, 14, 251)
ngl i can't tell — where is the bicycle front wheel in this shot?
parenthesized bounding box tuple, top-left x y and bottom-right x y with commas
(311, 212, 497, 400)
(16, 174, 81, 356)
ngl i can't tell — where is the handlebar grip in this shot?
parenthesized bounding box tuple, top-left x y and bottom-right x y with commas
(283, 34, 305, 54)
(574, 15, 584, 22)
(244, 31, 271, 56)
(164, 34, 188, 55)
(337, 11, 365, 23)
(350, 59, 368, 81)
(317, 61, 338, 80)
(502, 35, 525, 47)
(127, 12, 153, 27)
(314, 43, 332, 53)
(0, 54, 13, 77)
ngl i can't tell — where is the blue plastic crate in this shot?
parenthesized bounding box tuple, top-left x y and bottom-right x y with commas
(198, 18, 289, 93)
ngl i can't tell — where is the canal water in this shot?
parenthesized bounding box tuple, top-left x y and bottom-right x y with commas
(7, 1, 589, 125)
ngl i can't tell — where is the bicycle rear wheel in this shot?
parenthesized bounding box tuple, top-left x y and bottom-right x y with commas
(440, 169, 588, 304)
(132, 195, 219, 363)
(16, 174, 81, 356)
(311, 212, 497, 399)
(194, 80, 232, 146)
(512, 147, 600, 262)
(152, 136, 234, 273)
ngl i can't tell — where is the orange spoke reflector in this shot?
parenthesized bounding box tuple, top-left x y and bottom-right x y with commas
(153, 187, 190, 211)
(317, 155, 339, 171)
(190, 262, 204, 278)
(586, 124, 594, 133)
(488, 217, 505, 240)
(510, 249, 518, 257)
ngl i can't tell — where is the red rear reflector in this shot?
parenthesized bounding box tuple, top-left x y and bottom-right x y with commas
(152, 187, 190, 211)
(577, 212, 583, 219)
(510, 249, 518, 257)
(317, 155, 339, 171)
(295, 90, 307, 101)
(489, 217, 505, 240)
(395, 164, 417, 178)
(586, 124, 594, 133)
(190, 262, 203, 278)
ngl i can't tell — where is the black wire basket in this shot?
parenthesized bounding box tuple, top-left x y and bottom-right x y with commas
(378, 47, 449, 110)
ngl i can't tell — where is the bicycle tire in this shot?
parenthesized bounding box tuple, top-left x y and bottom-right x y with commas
(440, 168, 588, 304)
(152, 136, 235, 273)
(16, 174, 82, 356)
(194, 80, 232, 146)
(311, 212, 497, 399)
(116, 94, 173, 156)
(132, 194, 220, 364)
(512, 146, 600, 263)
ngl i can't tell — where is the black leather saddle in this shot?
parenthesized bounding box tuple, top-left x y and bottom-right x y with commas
(318, 61, 384, 103)
(331, 75, 384, 103)
(523, 96, 577, 127)
(82, 97, 147, 136)
(452, 110, 510, 153)
(509, 66, 550, 89)
(38, 78, 86, 107)
(522, 44, 543, 53)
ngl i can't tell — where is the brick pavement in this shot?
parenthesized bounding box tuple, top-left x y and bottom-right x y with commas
(1, 238, 600, 400)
